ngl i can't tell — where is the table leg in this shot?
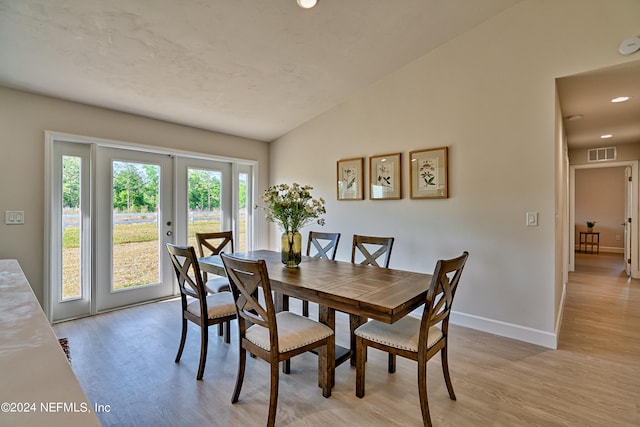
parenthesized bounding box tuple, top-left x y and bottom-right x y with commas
(276, 293, 289, 312)
(350, 314, 368, 366)
(318, 305, 336, 388)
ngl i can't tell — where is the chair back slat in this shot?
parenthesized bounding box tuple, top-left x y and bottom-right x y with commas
(421, 252, 469, 345)
(195, 231, 234, 257)
(351, 234, 395, 268)
(307, 231, 341, 260)
(166, 243, 208, 309)
(221, 254, 277, 344)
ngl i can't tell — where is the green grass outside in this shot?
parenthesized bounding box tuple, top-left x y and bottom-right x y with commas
(63, 220, 225, 248)
(62, 220, 246, 297)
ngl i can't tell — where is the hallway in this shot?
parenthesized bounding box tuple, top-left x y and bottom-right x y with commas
(561, 251, 639, 364)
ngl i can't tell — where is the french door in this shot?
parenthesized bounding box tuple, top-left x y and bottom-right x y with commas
(47, 133, 254, 322)
(95, 147, 174, 311)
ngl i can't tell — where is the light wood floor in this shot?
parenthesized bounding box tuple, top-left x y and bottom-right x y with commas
(53, 253, 640, 426)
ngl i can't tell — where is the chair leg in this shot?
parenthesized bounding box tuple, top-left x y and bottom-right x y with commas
(441, 346, 456, 400)
(231, 347, 246, 403)
(196, 324, 209, 380)
(283, 359, 290, 374)
(417, 361, 432, 427)
(388, 353, 396, 373)
(268, 360, 280, 427)
(355, 336, 366, 398)
(175, 318, 188, 363)
(302, 300, 309, 317)
(218, 323, 224, 337)
(223, 320, 231, 344)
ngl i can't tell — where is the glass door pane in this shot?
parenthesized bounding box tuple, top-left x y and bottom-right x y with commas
(62, 155, 82, 300)
(238, 172, 248, 252)
(187, 168, 222, 247)
(112, 161, 161, 290)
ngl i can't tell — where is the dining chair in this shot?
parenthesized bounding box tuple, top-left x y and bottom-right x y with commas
(300, 231, 341, 317)
(166, 242, 236, 380)
(220, 253, 334, 427)
(195, 231, 234, 294)
(349, 234, 395, 366)
(354, 251, 469, 427)
(351, 234, 395, 268)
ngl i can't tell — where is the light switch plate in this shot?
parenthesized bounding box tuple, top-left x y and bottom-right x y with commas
(5, 211, 24, 225)
(526, 211, 538, 227)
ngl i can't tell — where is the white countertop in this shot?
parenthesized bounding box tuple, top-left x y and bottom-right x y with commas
(0, 259, 100, 426)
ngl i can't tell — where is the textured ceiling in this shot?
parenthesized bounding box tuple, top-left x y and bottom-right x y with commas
(0, 0, 522, 141)
(2, 0, 636, 147)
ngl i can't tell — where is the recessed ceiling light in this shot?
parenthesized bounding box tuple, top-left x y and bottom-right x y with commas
(611, 96, 630, 103)
(601, 134, 613, 139)
(297, 0, 318, 8)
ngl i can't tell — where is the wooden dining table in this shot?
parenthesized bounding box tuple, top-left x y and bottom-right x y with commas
(198, 250, 432, 384)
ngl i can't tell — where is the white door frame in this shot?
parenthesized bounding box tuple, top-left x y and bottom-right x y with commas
(569, 160, 639, 278)
(625, 166, 632, 276)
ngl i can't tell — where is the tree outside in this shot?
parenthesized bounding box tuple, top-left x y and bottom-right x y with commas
(61, 159, 247, 297)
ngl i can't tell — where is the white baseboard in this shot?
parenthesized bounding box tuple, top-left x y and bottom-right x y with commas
(600, 246, 624, 253)
(554, 281, 567, 343)
(407, 307, 559, 349)
(574, 245, 624, 254)
(448, 311, 557, 349)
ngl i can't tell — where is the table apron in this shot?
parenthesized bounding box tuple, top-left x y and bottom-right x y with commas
(274, 282, 426, 324)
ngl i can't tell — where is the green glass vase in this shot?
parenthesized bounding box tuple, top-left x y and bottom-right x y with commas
(281, 231, 302, 268)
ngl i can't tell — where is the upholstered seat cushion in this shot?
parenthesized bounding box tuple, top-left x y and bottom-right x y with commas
(246, 311, 333, 353)
(186, 292, 236, 319)
(354, 316, 443, 352)
(205, 275, 231, 293)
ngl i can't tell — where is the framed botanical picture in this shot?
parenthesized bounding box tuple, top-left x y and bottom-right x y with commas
(337, 157, 364, 200)
(409, 146, 449, 199)
(369, 153, 402, 200)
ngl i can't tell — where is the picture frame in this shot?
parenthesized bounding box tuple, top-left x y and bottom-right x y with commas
(369, 153, 402, 200)
(337, 157, 364, 200)
(409, 146, 448, 199)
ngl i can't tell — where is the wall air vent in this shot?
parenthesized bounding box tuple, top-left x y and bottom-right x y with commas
(587, 147, 616, 162)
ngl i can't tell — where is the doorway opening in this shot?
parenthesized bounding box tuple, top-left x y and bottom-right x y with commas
(569, 161, 638, 278)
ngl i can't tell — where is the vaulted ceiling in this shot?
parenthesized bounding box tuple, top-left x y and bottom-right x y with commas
(0, 0, 522, 141)
(1, 0, 638, 147)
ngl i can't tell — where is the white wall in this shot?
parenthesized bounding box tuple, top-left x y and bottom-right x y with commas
(0, 86, 270, 304)
(269, 0, 640, 348)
